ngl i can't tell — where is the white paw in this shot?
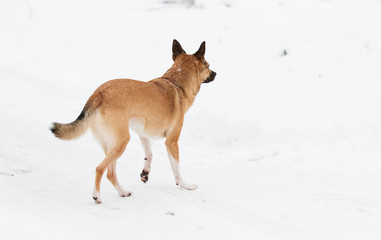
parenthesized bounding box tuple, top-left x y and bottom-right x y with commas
(92, 191, 102, 204)
(115, 183, 132, 197)
(178, 181, 198, 190)
(119, 191, 132, 197)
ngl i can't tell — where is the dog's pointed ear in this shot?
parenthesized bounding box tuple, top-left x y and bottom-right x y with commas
(194, 41, 206, 60)
(172, 39, 186, 61)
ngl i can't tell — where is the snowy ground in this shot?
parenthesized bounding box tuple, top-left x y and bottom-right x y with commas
(1, 0, 381, 239)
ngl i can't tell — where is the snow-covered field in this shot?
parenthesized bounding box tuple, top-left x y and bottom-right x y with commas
(1, 0, 381, 239)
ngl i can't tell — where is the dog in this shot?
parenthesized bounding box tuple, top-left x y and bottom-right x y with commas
(51, 39, 216, 203)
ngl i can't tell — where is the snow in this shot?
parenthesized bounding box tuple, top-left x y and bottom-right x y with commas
(1, 0, 381, 239)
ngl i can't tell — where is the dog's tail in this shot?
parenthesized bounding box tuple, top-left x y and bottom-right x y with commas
(50, 95, 101, 140)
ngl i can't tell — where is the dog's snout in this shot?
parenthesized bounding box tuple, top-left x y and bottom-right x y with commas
(203, 71, 216, 84)
(211, 71, 216, 79)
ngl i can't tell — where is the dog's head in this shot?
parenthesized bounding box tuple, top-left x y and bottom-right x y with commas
(172, 39, 216, 84)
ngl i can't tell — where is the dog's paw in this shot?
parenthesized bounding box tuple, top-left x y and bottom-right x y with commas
(93, 196, 102, 204)
(92, 191, 102, 204)
(115, 183, 132, 197)
(120, 191, 132, 197)
(178, 181, 198, 190)
(140, 170, 149, 183)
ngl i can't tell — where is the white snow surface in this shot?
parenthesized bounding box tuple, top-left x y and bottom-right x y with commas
(1, 0, 381, 239)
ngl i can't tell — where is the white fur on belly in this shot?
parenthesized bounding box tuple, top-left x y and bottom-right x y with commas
(129, 118, 164, 140)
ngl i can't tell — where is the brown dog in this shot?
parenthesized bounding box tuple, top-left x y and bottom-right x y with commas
(51, 40, 216, 203)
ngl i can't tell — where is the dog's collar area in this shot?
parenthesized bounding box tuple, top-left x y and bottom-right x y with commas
(162, 77, 185, 92)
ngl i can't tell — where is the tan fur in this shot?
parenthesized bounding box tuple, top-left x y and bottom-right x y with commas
(51, 40, 216, 203)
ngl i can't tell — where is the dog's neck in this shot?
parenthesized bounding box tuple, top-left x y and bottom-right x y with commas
(162, 63, 201, 110)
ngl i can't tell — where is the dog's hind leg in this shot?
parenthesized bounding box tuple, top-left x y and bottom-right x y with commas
(92, 135, 130, 204)
(165, 122, 198, 190)
(139, 136, 152, 183)
(107, 161, 131, 197)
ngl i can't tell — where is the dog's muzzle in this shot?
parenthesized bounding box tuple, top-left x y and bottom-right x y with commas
(203, 71, 216, 84)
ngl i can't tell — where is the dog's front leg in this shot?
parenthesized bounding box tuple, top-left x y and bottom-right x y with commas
(139, 136, 152, 183)
(165, 125, 198, 190)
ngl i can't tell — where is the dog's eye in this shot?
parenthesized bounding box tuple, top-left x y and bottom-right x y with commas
(201, 61, 209, 72)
